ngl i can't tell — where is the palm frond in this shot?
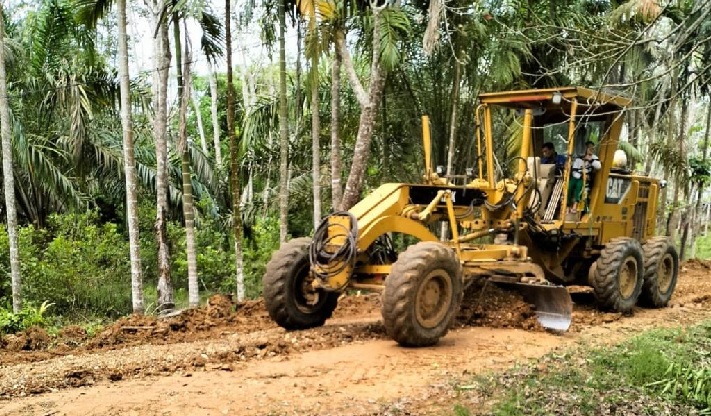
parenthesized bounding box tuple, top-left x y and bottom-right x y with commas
(73, 0, 114, 29)
(198, 8, 224, 64)
(378, 7, 410, 71)
(12, 123, 85, 211)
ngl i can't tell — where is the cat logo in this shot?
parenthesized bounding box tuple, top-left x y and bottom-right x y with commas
(605, 177, 631, 204)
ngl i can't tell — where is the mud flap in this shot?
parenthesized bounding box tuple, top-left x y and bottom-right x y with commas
(494, 281, 573, 331)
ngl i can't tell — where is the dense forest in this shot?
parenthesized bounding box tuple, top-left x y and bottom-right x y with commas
(0, 0, 709, 326)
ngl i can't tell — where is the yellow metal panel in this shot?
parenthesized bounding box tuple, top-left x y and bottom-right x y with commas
(560, 99, 578, 220)
(355, 265, 392, 274)
(476, 105, 485, 180)
(600, 221, 628, 242)
(484, 105, 495, 188)
(626, 180, 640, 221)
(459, 248, 511, 261)
(422, 115, 432, 180)
(349, 183, 410, 226)
(517, 109, 533, 219)
(646, 183, 659, 239)
(357, 215, 438, 252)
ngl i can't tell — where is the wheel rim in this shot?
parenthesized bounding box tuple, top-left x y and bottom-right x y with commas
(415, 270, 453, 329)
(657, 253, 675, 293)
(293, 263, 322, 313)
(619, 256, 638, 299)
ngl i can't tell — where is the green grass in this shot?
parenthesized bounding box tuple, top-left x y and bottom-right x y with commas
(449, 322, 711, 415)
(695, 233, 711, 259)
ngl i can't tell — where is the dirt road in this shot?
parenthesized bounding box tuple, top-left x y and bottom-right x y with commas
(2, 260, 711, 416)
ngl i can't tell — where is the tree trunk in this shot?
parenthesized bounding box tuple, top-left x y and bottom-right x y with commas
(0, 3, 21, 313)
(679, 217, 690, 260)
(330, 44, 343, 211)
(263, 130, 273, 214)
(646, 78, 668, 176)
(192, 93, 208, 153)
(667, 98, 687, 241)
(152, 2, 173, 312)
(311, 33, 321, 229)
(690, 102, 711, 258)
(337, 9, 388, 210)
(278, 0, 289, 241)
(226, 0, 245, 301)
(117, 0, 143, 314)
(209, 64, 223, 169)
(174, 18, 199, 308)
(440, 53, 462, 239)
(295, 20, 303, 122)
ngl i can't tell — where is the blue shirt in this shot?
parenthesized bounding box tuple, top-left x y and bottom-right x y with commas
(542, 154, 567, 171)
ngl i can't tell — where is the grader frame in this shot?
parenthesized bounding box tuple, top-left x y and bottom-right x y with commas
(263, 86, 679, 347)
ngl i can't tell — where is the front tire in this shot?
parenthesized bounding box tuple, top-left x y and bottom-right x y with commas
(263, 238, 339, 330)
(381, 242, 462, 347)
(591, 237, 644, 313)
(640, 237, 679, 308)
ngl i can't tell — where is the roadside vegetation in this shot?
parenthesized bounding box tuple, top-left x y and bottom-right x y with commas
(449, 321, 711, 415)
(0, 206, 280, 334)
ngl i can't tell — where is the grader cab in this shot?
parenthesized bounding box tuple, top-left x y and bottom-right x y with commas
(262, 86, 679, 347)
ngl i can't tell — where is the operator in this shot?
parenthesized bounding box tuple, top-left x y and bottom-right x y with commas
(541, 142, 566, 174)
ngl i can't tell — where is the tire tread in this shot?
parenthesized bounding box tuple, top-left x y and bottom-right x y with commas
(381, 242, 462, 347)
(263, 238, 338, 330)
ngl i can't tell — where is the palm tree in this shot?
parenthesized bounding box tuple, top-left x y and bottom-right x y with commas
(0, 2, 21, 313)
(172, 14, 199, 308)
(116, 0, 144, 313)
(330, 45, 343, 210)
(310, 24, 322, 229)
(226, 0, 246, 301)
(278, 0, 290, 241)
(298, 0, 326, 227)
(209, 64, 223, 169)
(147, 0, 174, 311)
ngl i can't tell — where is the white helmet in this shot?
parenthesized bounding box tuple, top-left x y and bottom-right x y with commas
(613, 149, 628, 168)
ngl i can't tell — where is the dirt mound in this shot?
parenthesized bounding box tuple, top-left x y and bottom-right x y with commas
(86, 294, 276, 350)
(206, 293, 234, 318)
(683, 258, 711, 270)
(334, 292, 382, 318)
(80, 292, 382, 351)
(58, 325, 88, 342)
(2, 326, 51, 351)
(0, 293, 381, 366)
(456, 281, 544, 331)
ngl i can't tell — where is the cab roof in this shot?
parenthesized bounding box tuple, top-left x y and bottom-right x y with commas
(478, 87, 631, 114)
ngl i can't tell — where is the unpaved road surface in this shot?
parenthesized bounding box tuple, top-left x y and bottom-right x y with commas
(2, 260, 711, 416)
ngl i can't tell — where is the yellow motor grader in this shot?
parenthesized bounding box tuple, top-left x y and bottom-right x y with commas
(262, 86, 679, 347)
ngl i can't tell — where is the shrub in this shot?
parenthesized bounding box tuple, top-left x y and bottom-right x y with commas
(0, 301, 52, 334)
(0, 211, 132, 318)
(169, 215, 280, 299)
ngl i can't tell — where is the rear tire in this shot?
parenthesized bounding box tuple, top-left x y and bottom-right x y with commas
(640, 237, 679, 308)
(381, 242, 462, 347)
(591, 237, 643, 313)
(263, 237, 339, 330)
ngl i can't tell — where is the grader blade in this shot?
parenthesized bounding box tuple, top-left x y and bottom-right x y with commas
(495, 281, 573, 331)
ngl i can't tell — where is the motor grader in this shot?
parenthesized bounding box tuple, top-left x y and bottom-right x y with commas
(262, 86, 679, 347)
